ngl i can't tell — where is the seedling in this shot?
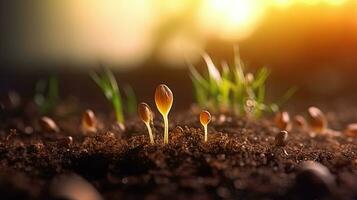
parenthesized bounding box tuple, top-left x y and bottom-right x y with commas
(138, 102, 154, 144)
(155, 84, 173, 144)
(90, 68, 124, 125)
(274, 111, 291, 131)
(40, 116, 59, 133)
(189, 51, 294, 118)
(199, 110, 211, 142)
(81, 109, 97, 135)
(307, 107, 327, 133)
(59, 136, 73, 148)
(34, 75, 59, 114)
(275, 130, 288, 147)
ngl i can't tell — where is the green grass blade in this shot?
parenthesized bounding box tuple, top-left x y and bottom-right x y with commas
(252, 67, 270, 89)
(188, 62, 210, 89)
(202, 53, 221, 83)
(90, 68, 125, 123)
(34, 75, 59, 115)
(276, 86, 298, 107)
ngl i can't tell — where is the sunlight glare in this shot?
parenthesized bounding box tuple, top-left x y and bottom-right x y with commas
(197, 0, 265, 40)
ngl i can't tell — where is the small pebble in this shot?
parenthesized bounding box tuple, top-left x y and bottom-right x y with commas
(24, 126, 34, 135)
(307, 106, 327, 133)
(345, 123, 357, 137)
(81, 109, 97, 135)
(50, 173, 103, 200)
(218, 114, 227, 124)
(40, 116, 60, 133)
(217, 186, 230, 199)
(295, 161, 335, 199)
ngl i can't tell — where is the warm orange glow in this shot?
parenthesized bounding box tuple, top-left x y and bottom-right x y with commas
(272, 0, 348, 7)
(196, 0, 265, 40)
(5, 0, 354, 68)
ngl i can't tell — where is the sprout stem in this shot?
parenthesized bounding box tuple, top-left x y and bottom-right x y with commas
(204, 125, 208, 142)
(145, 122, 154, 144)
(163, 114, 169, 144)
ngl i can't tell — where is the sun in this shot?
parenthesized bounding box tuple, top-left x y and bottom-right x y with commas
(197, 0, 266, 40)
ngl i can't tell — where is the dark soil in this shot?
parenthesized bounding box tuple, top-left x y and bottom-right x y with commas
(0, 101, 356, 200)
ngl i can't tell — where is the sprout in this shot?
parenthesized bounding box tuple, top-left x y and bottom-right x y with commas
(275, 130, 288, 147)
(59, 136, 73, 148)
(199, 110, 211, 142)
(274, 111, 291, 131)
(189, 51, 294, 118)
(40, 116, 60, 133)
(138, 102, 154, 144)
(307, 107, 327, 133)
(34, 75, 59, 114)
(81, 109, 97, 135)
(155, 84, 173, 144)
(90, 68, 124, 126)
(345, 123, 357, 137)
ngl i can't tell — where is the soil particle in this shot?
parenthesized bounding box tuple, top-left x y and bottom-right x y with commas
(0, 110, 356, 200)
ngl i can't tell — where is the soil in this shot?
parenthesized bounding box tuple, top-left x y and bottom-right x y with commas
(0, 99, 356, 200)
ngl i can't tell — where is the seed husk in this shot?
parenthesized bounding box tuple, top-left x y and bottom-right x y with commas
(200, 110, 211, 142)
(138, 103, 152, 123)
(274, 111, 291, 131)
(40, 116, 60, 133)
(138, 102, 154, 144)
(345, 123, 357, 137)
(200, 110, 211, 125)
(307, 107, 327, 133)
(275, 130, 288, 147)
(81, 109, 97, 134)
(155, 84, 173, 144)
(155, 84, 173, 115)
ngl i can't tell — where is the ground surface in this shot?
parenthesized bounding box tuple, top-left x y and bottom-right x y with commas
(0, 101, 356, 200)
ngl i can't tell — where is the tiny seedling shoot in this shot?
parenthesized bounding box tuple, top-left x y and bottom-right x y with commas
(307, 106, 327, 133)
(138, 102, 154, 144)
(81, 109, 97, 135)
(189, 51, 296, 118)
(34, 75, 59, 115)
(155, 84, 173, 144)
(90, 68, 124, 127)
(199, 110, 211, 142)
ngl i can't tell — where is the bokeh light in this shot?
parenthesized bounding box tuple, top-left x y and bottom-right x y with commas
(196, 0, 265, 40)
(0, 0, 355, 68)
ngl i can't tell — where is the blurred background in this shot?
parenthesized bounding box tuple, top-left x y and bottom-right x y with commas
(1, 0, 357, 110)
